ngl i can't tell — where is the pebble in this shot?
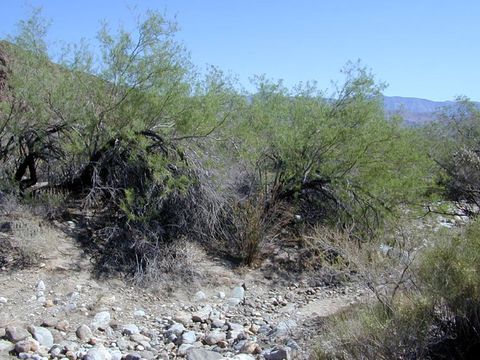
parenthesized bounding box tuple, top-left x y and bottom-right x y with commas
(76, 325, 93, 341)
(91, 311, 111, 330)
(27, 325, 54, 348)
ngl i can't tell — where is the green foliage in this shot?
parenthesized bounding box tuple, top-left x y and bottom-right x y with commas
(318, 218, 480, 359)
(234, 64, 434, 233)
(420, 219, 480, 314)
(427, 97, 480, 207)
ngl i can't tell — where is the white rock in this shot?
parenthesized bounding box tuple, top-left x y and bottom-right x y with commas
(36, 280, 46, 292)
(230, 286, 245, 300)
(181, 331, 197, 344)
(91, 311, 111, 330)
(133, 309, 145, 317)
(193, 291, 207, 302)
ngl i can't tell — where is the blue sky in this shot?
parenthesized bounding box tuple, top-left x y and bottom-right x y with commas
(1, 0, 479, 101)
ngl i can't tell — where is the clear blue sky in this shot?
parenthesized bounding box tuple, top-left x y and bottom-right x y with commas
(1, 0, 479, 101)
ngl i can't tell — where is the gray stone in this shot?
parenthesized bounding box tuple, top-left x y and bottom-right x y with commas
(193, 291, 207, 302)
(204, 331, 226, 345)
(173, 311, 192, 326)
(125, 353, 141, 360)
(133, 309, 145, 317)
(116, 338, 130, 351)
(84, 345, 112, 360)
(181, 331, 196, 344)
(166, 323, 185, 337)
(240, 341, 262, 354)
(110, 349, 122, 360)
(186, 348, 223, 360)
(233, 355, 256, 360)
(141, 350, 155, 360)
(6, 326, 30, 343)
(36, 280, 46, 292)
(230, 286, 245, 300)
(263, 347, 291, 360)
(192, 305, 212, 323)
(122, 324, 140, 336)
(0, 297, 7, 304)
(177, 343, 193, 356)
(15, 338, 39, 353)
(272, 320, 297, 338)
(226, 298, 242, 306)
(211, 319, 225, 328)
(130, 333, 150, 343)
(0, 339, 14, 352)
(76, 324, 93, 341)
(28, 325, 54, 348)
(91, 311, 111, 330)
(49, 345, 63, 357)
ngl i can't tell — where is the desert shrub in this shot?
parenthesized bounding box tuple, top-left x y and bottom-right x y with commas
(0, 9, 240, 282)
(317, 218, 480, 360)
(234, 65, 434, 238)
(428, 98, 480, 211)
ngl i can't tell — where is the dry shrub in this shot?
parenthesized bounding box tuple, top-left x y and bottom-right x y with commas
(315, 217, 480, 360)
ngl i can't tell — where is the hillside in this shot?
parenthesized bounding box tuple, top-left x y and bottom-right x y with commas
(383, 96, 480, 125)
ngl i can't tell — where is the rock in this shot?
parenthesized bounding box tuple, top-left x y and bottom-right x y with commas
(49, 345, 63, 357)
(240, 341, 261, 354)
(166, 323, 185, 337)
(193, 291, 207, 302)
(209, 310, 222, 321)
(192, 305, 212, 323)
(129, 333, 150, 343)
(226, 298, 242, 306)
(36, 280, 46, 292)
(272, 320, 297, 338)
(83, 345, 112, 360)
(0, 297, 7, 304)
(55, 320, 69, 332)
(133, 309, 145, 317)
(204, 331, 226, 345)
(122, 324, 140, 336)
(27, 325, 54, 348)
(211, 319, 225, 328)
(232, 355, 256, 360)
(0, 339, 14, 353)
(174, 311, 192, 326)
(217, 291, 225, 299)
(6, 326, 30, 342)
(125, 354, 141, 360)
(186, 348, 223, 360)
(110, 350, 122, 360)
(177, 343, 194, 356)
(15, 338, 39, 353)
(263, 347, 291, 360)
(227, 323, 245, 340)
(0, 222, 12, 233)
(0, 328, 5, 337)
(230, 286, 245, 300)
(41, 317, 57, 328)
(181, 331, 196, 344)
(91, 311, 111, 330)
(65, 350, 77, 360)
(116, 339, 130, 351)
(76, 325, 93, 341)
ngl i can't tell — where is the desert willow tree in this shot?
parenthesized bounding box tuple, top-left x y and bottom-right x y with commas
(232, 64, 434, 236)
(0, 9, 240, 280)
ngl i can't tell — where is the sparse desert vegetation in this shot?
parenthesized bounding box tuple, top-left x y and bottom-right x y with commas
(1, 6, 479, 360)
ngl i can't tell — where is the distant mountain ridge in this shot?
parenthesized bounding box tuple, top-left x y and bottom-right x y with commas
(383, 96, 479, 125)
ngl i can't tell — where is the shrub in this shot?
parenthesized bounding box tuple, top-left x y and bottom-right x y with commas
(317, 219, 480, 360)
